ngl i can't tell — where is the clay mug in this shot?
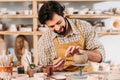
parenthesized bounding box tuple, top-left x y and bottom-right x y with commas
(73, 53, 88, 64)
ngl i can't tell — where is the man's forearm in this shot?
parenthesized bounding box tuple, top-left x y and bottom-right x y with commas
(82, 50, 102, 62)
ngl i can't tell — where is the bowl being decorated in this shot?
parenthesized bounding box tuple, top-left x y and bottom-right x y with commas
(73, 53, 88, 64)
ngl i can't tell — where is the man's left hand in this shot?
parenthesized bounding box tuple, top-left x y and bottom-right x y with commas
(53, 57, 65, 71)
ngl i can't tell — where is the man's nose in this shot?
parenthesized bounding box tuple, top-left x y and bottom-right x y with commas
(55, 25, 60, 31)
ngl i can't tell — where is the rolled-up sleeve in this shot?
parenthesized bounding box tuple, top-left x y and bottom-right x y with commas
(78, 20, 105, 62)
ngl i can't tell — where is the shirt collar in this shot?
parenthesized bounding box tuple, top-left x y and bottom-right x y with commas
(51, 18, 80, 39)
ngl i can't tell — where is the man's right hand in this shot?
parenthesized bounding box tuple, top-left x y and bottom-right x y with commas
(65, 46, 80, 57)
(53, 57, 65, 71)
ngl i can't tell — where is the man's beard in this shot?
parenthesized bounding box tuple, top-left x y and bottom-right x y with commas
(54, 26, 66, 35)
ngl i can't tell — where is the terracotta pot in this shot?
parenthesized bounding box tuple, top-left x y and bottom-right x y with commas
(73, 53, 88, 64)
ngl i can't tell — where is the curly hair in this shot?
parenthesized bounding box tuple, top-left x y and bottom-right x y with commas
(38, 1, 65, 24)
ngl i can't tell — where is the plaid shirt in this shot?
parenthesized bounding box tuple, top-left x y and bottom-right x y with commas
(37, 18, 105, 66)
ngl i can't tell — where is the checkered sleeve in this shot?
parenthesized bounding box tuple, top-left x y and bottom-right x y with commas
(37, 35, 49, 66)
(78, 20, 106, 62)
(37, 30, 56, 66)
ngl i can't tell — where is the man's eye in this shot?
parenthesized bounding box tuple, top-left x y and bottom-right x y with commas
(50, 26, 54, 28)
(57, 21, 61, 24)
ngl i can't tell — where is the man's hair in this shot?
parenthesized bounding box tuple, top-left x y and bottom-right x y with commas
(38, 1, 65, 24)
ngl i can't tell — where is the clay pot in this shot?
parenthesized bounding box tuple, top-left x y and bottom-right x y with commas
(73, 53, 88, 64)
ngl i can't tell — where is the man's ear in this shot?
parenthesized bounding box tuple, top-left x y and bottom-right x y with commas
(63, 12, 66, 17)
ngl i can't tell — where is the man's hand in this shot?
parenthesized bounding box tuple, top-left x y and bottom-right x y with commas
(65, 46, 80, 57)
(53, 57, 65, 71)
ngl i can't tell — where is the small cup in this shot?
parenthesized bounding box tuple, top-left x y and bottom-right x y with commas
(29, 10, 32, 15)
(24, 10, 30, 15)
(87, 10, 95, 14)
(42, 65, 53, 76)
(9, 24, 17, 32)
(9, 11, 16, 15)
(78, 10, 87, 15)
(1, 8, 7, 14)
(95, 10, 102, 14)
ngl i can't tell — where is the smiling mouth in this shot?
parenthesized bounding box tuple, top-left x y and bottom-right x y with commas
(57, 27, 64, 33)
(54, 26, 66, 35)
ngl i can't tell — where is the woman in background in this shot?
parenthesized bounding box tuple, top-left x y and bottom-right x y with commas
(14, 35, 29, 65)
(0, 35, 6, 55)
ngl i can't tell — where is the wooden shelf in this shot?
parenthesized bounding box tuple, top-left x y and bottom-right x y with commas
(35, 31, 44, 35)
(67, 14, 120, 18)
(0, 31, 34, 35)
(0, 0, 32, 2)
(0, 31, 44, 35)
(0, 15, 33, 18)
(98, 32, 120, 36)
(36, 31, 120, 36)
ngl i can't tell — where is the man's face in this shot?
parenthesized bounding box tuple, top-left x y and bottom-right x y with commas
(46, 13, 66, 35)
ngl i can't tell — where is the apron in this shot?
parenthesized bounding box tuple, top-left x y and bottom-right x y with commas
(53, 21, 92, 72)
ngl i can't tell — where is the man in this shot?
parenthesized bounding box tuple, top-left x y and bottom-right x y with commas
(38, 1, 105, 71)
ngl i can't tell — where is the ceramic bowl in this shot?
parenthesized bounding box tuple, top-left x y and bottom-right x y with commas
(52, 75, 66, 80)
(73, 53, 88, 64)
